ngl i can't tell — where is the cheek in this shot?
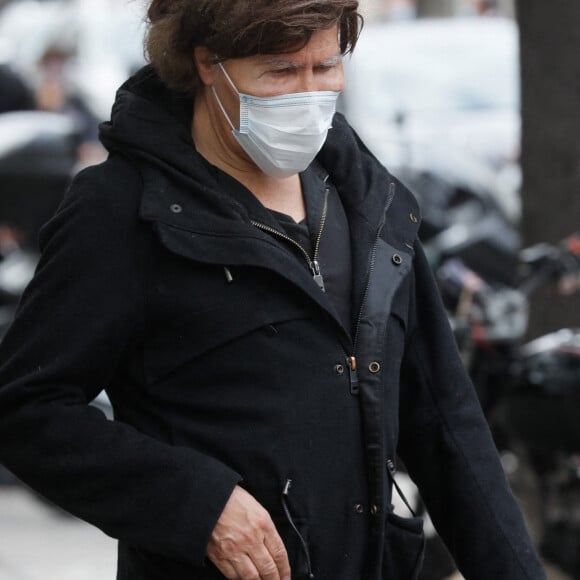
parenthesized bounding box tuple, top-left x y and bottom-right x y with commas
(210, 76, 241, 127)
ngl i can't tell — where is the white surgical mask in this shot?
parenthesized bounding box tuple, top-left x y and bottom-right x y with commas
(212, 63, 340, 178)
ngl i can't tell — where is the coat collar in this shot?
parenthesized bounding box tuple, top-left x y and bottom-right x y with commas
(102, 66, 422, 337)
(101, 66, 415, 238)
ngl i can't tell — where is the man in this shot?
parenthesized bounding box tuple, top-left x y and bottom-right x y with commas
(0, 1, 545, 579)
(0, 63, 36, 113)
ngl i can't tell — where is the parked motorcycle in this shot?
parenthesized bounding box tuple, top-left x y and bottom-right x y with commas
(0, 110, 78, 335)
(388, 160, 580, 578)
(433, 231, 580, 579)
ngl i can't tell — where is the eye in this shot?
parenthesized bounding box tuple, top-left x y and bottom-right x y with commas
(315, 60, 341, 73)
(269, 67, 294, 76)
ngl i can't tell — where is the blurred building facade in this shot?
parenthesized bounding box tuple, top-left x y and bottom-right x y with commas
(360, 0, 515, 21)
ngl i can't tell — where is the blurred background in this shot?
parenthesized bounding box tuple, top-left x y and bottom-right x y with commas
(0, 0, 579, 579)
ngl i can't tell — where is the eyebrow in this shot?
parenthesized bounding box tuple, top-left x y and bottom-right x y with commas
(261, 54, 342, 69)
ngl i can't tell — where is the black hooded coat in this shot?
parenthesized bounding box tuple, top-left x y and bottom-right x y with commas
(0, 67, 545, 580)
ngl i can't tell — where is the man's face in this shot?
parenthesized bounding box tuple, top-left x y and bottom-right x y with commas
(210, 26, 344, 129)
(222, 26, 345, 97)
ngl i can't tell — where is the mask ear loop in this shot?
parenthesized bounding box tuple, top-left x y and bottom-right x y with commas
(218, 62, 240, 95)
(211, 86, 236, 132)
(211, 62, 241, 133)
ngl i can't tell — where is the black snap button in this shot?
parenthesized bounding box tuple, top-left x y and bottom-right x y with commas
(170, 204, 183, 213)
(369, 362, 381, 374)
(334, 364, 345, 375)
(410, 213, 418, 223)
(392, 254, 403, 266)
(354, 503, 364, 514)
(370, 504, 379, 515)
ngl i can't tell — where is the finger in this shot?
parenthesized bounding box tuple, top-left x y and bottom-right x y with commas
(210, 559, 237, 580)
(264, 530, 291, 579)
(248, 542, 282, 580)
(230, 554, 261, 580)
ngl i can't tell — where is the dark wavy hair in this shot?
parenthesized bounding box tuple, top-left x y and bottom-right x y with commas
(146, 0, 362, 93)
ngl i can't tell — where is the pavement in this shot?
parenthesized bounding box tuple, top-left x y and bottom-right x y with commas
(0, 484, 116, 580)
(0, 482, 572, 580)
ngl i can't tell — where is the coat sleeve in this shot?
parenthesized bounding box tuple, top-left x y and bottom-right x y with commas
(397, 242, 546, 580)
(0, 160, 241, 566)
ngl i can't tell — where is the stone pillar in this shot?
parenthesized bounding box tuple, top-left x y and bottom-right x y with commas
(416, 0, 460, 17)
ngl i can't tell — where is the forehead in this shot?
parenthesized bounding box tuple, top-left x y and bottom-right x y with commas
(251, 26, 341, 66)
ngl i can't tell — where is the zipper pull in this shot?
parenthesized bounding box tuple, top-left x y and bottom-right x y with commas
(310, 260, 326, 292)
(347, 356, 359, 395)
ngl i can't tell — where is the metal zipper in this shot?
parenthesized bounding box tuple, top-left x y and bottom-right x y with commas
(347, 182, 397, 395)
(251, 187, 330, 292)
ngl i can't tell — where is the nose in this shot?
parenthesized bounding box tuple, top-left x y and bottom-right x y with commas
(299, 69, 317, 93)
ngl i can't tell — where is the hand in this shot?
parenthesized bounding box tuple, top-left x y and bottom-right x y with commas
(207, 485, 291, 580)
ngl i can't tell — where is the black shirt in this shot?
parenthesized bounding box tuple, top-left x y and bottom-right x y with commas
(269, 164, 352, 335)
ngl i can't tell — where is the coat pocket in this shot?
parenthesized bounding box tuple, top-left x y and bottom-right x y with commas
(279, 478, 314, 580)
(248, 480, 314, 580)
(273, 517, 313, 580)
(383, 511, 426, 580)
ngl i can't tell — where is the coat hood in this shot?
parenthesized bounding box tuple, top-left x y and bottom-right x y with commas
(99, 66, 251, 223)
(100, 66, 200, 179)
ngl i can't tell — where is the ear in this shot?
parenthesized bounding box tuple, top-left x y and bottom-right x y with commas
(194, 46, 217, 87)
